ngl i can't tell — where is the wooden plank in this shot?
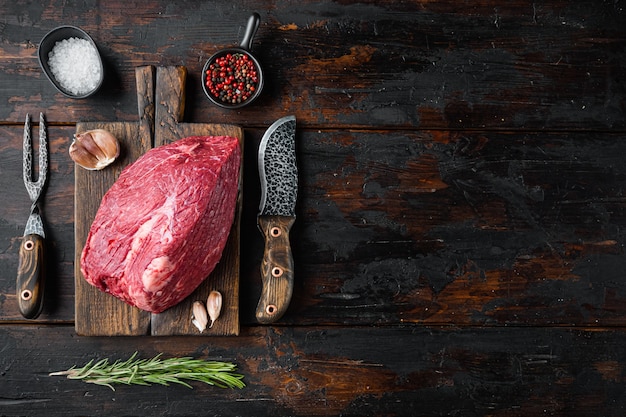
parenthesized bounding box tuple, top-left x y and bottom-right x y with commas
(0, 1, 624, 131)
(74, 121, 152, 335)
(74, 66, 156, 336)
(74, 66, 243, 336)
(2, 126, 626, 327)
(240, 129, 626, 327)
(1, 325, 626, 416)
(149, 66, 243, 336)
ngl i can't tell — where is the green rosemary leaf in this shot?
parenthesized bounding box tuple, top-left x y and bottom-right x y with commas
(49, 352, 245, 391)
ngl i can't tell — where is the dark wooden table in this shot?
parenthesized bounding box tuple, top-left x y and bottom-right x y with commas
(1, 1, 625, 415)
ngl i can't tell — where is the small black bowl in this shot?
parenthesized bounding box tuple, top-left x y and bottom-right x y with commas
(38, 26, 104, 99)
(202, 13, 264, 109)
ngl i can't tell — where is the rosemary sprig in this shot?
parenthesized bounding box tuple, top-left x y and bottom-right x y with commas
(49, 352, 245, 391)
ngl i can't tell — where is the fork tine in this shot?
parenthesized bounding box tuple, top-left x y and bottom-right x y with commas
(23, 113, 32, 186)
(38, 112, 48, 187)
(22, 113, 48, 203)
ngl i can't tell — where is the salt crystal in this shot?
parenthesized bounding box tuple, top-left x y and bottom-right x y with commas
(48, 37, 101, 96)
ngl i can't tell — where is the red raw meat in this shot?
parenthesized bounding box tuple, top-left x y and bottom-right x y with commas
(81, 135, 240, 313)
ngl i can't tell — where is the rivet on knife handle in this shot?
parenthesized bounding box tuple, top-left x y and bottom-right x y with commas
(256, 215, 295, 323)
(17, 234, 45, 319)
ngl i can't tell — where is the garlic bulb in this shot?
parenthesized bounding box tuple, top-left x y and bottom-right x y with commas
(191, 300, 209, 333)
(207, 291, 222, 328)
(69, 129, 120, 170)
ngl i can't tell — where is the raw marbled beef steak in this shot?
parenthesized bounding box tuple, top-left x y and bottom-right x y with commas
(81, 135, 240, 313)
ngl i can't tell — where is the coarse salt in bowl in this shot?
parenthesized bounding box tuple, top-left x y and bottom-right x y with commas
(38, 26, 104, 98)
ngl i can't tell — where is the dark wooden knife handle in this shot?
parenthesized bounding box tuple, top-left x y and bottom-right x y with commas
(256, 215, 295, 323)
(17, 234, 45, 319)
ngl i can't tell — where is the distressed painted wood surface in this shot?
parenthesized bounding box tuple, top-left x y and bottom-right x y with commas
(1, 325, 626, 416)
(0, 1, 623, 130)
(0, 0, 625, 415)
(3, 126, 624, 327)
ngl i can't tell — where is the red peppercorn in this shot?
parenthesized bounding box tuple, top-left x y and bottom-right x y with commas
(205, 52, 259, 105)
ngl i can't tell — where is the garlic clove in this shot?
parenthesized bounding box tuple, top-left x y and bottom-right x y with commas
(207, 290, 222, 328)
(191, 300, 209, 333)
(70, 129, 120, 170)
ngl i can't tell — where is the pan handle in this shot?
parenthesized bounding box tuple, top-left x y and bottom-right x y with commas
(240, 12, 260, 51)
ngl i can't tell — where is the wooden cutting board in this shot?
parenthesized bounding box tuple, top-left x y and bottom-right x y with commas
(74, 66, 243, 336)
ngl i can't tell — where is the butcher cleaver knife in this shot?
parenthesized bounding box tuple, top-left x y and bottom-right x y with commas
(256, 115, 297, 323)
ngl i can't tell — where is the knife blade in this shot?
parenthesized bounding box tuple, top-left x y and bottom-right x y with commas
(256, 115, 297, 323)
(17, 113, 48, 319)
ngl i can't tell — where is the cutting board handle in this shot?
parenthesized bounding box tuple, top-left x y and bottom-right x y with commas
(136, 66, 156, 148)
(155, 66, 187, 146)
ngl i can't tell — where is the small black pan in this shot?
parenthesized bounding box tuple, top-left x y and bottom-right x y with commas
(202, 13, 264, 109)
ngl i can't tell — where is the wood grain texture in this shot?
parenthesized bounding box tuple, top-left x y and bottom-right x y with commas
(256, 215, 295, 323)
(74, 120, 151, 335)
(74, 66, 155, 335)
(75, 67, 243, 336)
(1, 128, 625, 328)
(148, 66, 243, 336)
(0, 325, 625, 416)
(16, 233, 45, 319)
(0, 1, 624, 415)
(275, 129, 626, 327)
(0, 2, 623, 130)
